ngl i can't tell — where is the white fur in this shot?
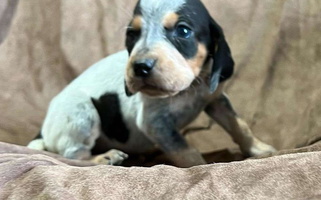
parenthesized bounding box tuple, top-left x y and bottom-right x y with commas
(28, 51, 155, 156)
(140, 0, 186, 16)
(139, 0, 186, 45)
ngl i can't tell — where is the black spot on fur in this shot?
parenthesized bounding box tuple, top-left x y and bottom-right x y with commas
(91, 93, 129, 144)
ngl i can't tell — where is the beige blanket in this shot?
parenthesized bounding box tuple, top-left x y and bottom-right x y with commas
(0, 0, 321, 199)
(1, 142, 321, 200)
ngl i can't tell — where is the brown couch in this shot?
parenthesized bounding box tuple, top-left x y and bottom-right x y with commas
(0, 0, 321, 199)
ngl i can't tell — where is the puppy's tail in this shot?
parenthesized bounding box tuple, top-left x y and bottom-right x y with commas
(27, 131, 46, 151)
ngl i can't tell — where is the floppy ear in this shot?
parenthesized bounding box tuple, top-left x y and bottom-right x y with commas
(209, 18, 234, 92)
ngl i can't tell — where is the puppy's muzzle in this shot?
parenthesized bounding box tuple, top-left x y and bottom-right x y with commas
(133, 59, 156, 78)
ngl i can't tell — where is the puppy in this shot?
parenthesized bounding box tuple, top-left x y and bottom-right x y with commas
(28, 0, 276, 167)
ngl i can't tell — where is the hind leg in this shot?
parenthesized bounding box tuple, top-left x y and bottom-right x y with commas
(91, 149, 128, 165)
(58, 122, 128, 165)
(63, 146, 128, 165)
(40, 100, 128, 165)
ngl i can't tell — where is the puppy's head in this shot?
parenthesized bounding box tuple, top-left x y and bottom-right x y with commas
(125, 0, 234, 98)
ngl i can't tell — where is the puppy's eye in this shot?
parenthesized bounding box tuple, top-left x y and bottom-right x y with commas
(175, 25, 193, 39)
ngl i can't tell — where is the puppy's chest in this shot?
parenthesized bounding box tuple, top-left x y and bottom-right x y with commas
(143, 91, 210, 130)
(168, 95, 208, 129)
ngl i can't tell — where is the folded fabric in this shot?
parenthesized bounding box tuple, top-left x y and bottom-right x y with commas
(0, 142, 321, 200)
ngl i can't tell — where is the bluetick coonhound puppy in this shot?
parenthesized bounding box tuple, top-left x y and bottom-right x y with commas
(28, 0, 276, 167)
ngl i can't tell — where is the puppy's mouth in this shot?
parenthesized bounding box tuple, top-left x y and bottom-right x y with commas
(126, 79, 180, 98)
(140, 84, 179, 97)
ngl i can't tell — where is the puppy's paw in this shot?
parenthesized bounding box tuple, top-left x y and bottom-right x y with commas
(92, 149, 128, 165)
(28, 139, 45, 151)
(247, 139, 277, 157)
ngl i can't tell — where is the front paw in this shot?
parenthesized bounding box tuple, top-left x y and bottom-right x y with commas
(92, 149, 128, 165)
(246, 139, 277, 157)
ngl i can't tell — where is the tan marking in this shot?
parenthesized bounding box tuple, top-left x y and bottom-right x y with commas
(187, 43, 208, 76)
(91, 149, 128, 165)
(131, 16, 143, 30)
(126, 42, 195, 97)
(162, 12, 179, 29)
(150, 43, 195, 93)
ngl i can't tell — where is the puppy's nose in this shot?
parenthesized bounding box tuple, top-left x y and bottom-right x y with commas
(133, 59, 156, 77)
